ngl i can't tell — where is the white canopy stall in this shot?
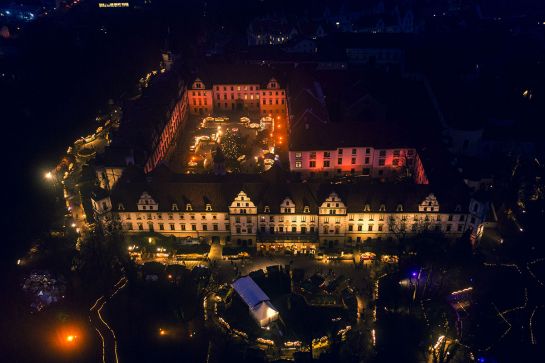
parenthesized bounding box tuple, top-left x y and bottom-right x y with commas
(232, 276, 279, 327)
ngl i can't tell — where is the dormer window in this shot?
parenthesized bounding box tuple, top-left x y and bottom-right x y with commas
(396, 204, 403, 212)
(303, 206, 310, 213)
(186, 203, 192, 211)
(379, 204, 386, 212)
(264, 206, 270, 213)
(172, 203, 179, 211)
(364, 204, 371, 212)
(205, 204, 212, 211)
(118, 203, 124, 211)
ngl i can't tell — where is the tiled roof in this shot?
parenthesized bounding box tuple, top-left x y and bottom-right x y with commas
(109, 166, 468, 213)
(189, 63, 286, 88)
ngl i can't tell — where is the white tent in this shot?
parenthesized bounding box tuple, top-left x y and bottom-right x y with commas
(251, 300, 279, 327)
(232, 276, 279, 327)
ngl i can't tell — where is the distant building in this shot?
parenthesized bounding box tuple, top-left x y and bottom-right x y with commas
(187, 64, 288, 117)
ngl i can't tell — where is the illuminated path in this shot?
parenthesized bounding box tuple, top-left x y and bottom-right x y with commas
(89, 277, 128, 363)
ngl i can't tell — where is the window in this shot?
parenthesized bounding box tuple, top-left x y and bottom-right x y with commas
(291, 226, 296, 232)
(392, 159, 399, 166)
(264, 206, 270, 213)
(295, 152, 302, 158)
(348, 225, 353, 231)
(324, 151, 330, 158)
(378, 159, 385, 166)
(338, 149, 343, 155)
(309, 161, 316, 168)
(352, 148, 357, 155)
(295, 161, 302, 168)
(310, 152, 316, 159)
(368, 225, 373, 231)
(181, 224, 186, 231)
(379, 204, 386, 212)
(364, 204, 371, 212)
(191, 224, 197, 231)
(448, 215, 453, 221)
(366, 148, 371, 154)
(393, 150, 400, 157)
(396, 204, 403, 212)
(351, 157, 356, 164)
(206, 204, 212, 211)
(378, 224, 383, 231)
(379, 150, 386, 157)
(358, 225, 363, 231)
(186, 203, 192, 211)
(324, 160, 330, 167)
(304, 206, 310, 213)
(169, 223, 175, 231)
(338, 158, 342, 164)
(203, 224, 208, 231)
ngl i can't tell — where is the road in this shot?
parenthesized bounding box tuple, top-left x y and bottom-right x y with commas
(89, 277, 127, 363)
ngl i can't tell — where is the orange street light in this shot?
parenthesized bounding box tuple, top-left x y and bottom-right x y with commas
(66, 335, 77, 343)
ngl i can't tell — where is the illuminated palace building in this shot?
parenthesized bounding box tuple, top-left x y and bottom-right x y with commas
(92, 165, 481, 252)
(186, 65, 288, 117)
(95, 64, 485, 251)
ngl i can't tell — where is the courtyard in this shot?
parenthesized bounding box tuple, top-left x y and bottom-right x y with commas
(168, 111, 286, 174)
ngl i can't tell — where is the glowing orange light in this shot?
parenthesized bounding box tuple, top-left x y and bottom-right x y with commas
(66, 335, 76, 343)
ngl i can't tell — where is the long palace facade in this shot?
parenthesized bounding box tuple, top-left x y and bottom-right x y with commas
(91, 166, 480, 252)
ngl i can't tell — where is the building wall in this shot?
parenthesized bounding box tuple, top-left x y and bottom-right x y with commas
(187, 78, 287, 118)
(289, 147, 427, 182)
(99, 190, 469, 248)
(145, 87, 189, 173)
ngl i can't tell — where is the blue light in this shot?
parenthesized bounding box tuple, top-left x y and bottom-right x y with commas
(411, 271, 417, 277)
(478, 358, 485, 363)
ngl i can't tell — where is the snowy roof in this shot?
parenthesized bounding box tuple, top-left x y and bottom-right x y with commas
(232, 276, 271, 309)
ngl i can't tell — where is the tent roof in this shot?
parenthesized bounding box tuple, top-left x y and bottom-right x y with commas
(232, 276, 270, 309)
